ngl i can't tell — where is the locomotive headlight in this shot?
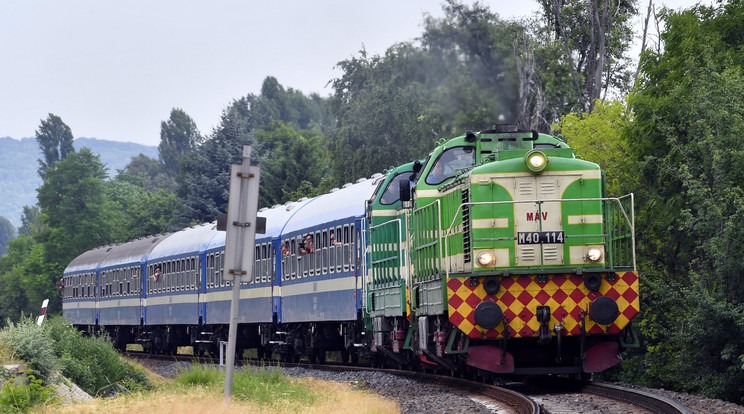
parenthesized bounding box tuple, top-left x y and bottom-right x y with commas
(524, 150, 548, 174)
(585, 247, 603, 263)
(476, 251, 495, 267)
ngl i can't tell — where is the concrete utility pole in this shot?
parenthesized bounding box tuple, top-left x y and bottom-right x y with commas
(222, 146, 261, 401)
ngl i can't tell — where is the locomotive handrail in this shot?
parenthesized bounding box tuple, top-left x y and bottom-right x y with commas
(442, 195, 636, 275)
(411, 200, 443, 279)
(369, 218, 404, 285)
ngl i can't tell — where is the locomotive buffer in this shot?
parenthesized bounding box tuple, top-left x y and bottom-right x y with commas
(220, 145, 264, 401)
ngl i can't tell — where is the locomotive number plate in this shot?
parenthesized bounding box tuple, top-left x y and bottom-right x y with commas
(517, 231, 565, 244)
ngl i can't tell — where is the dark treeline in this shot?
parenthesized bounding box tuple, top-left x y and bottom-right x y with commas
(1, 0, 743, 404)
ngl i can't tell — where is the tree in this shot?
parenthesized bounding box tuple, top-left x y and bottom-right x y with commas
(177, 78, 328, 223)
(158, 108, 202, 178)
(37, 148, 113, 266)
(118, 154, 175, 192)
(104, 178, 185, 239)
(620, 1, 744, 402)
(254, 121, 326, 207)
(0, 215, 16, 256)
(328, 1, 544, 181)
(553, 99, 632, 195)
(0, 236, 34, 324)
(537, 0, 637, 113)
(177, 99, 254, 224)
(35, 113, 75, 180)
(17, 205, 42, 237)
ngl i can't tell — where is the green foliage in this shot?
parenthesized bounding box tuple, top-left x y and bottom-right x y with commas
(118, 153, 176, 193)
(536, 0, 637, 112)
(553, 99, 633, 195)
(177, 78, 328, 223)
(17, 206, 41, 237)
(37, 148, 114, 265)
(158, 108, 202, 178)
(35, 113, 75, 181)
(0, 317, 59, 382)
(255, 121, 327, 207)
(0, 339, 18, 364)
(0, 215, 15, 256)
(46, 318, 151, 396)
(232, 366, 318, 408)
(0, 373, 58, 413)
(174, 363, 223, 387)
(174, 364, 318, 409)
(622, 1, 744, 403)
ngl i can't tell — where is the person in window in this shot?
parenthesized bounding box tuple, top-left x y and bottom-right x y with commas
(153, 266, 162, 282)
(427, 160, 453, 185)
(57, 278, 64, 293)
(299, 234, 314, 255)
(330, 232, 342, 246)
(280, 241, 290, 256)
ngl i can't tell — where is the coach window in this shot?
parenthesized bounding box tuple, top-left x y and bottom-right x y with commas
(207, 254, 214, 288)
(302, 237, 310, 278)
(263, 244, 268, 282)
(254, 245, 261, 284)
(350, 224, 357, 271)
(179, 259, 184, 291)
(216, 252, 223, 287)
(272, 246, 277, 282)
(289, 239, 296, 280)
(321, 230, 328, 274)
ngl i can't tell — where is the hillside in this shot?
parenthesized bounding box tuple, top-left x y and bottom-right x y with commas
(0, 136, 158, 228)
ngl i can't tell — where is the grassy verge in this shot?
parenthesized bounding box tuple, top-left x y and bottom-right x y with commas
(38, 364, 399, 413)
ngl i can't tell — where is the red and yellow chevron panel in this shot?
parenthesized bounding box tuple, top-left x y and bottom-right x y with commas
(447, 272, 639, 339)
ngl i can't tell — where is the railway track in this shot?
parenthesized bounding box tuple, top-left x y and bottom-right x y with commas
(125, 352, 693, 414)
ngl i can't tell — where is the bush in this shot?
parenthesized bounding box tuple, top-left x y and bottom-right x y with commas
(46, 317, 151, 396)
(0, 316, 59, 382)
(0, 373, 58, 413)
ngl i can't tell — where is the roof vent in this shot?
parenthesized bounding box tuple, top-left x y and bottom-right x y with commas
(330, 188, 339, 193)
(356, 178, 366, 183)
(272, 204, 281, 209)
(370, 173, 383, 179)
(298, 197, 309, 202)
(259, 207, 268, 212)
(342, 183, 352, 188)
(286, 203, 296, 211)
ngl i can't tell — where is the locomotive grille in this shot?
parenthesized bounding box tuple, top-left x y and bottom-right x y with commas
(462, 188, 471, 263)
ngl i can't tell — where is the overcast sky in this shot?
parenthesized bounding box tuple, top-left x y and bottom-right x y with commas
(1, 0, 706, 147)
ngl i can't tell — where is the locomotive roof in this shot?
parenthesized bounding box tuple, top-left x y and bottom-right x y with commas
(282, 178, 377, 234)
(148, 222, 221, 261)
(97, 234, 169, 270)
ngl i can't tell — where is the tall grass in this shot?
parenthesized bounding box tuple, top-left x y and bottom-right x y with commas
(174, 364, 318, 410)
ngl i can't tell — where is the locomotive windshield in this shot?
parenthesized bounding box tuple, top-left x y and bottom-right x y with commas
(380, 172, 412, 205)
(425, 146, 476, 185)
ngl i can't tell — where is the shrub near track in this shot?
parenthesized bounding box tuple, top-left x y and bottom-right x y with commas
(0, 317, 151, 400)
